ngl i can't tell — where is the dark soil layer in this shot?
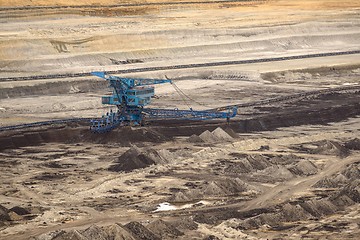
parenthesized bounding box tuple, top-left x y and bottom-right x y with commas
(108, 147, 167, 172)
(0, 91, 359, 151)
(0, 80, 106, 99)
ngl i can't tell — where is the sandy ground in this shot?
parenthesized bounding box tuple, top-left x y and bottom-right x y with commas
(0, 1, 360, 239)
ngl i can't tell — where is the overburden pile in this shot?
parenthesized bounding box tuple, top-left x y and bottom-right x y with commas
(108, 146, 168, 172)
(188, 127, 236, 143)
(35, 219, 193, 240)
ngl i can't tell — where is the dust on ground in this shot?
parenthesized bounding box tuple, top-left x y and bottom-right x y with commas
(0, 0, 360, 239)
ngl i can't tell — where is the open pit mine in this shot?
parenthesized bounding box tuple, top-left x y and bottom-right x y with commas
(0, 1, 359, 239)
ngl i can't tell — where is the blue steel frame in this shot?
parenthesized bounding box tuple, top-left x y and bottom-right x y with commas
(90, 72, 237, 133)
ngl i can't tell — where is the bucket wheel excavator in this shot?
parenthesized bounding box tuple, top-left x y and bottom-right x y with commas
(90, 72, 237, 133)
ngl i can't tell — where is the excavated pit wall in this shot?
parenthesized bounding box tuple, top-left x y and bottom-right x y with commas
(0, 94, 359, 151)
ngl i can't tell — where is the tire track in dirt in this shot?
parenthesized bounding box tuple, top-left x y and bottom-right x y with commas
(239, 155, 360, 212)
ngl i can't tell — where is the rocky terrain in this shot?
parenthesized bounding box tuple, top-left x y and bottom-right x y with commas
(0, 0, 359, 239)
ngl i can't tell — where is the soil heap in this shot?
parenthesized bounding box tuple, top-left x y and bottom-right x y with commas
(196, 127, 234, 143)
(345, 138, 360, 150)
(108, 146, 167, 172)
(147, 219, 184, 239)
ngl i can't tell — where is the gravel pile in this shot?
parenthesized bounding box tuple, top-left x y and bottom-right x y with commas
(147, 219, 184, 239)
(36, 221, 175, 240)
(81, 225, 108, 240)
(187, 134, 204, 143)
(344, 138, 360, 150)
(0, 204, 41, 227)
(109, 147, 167, 172)
(293, 140, 350, 158)
(123, 221, 160, 240)
(236, 162, 360, 230)
(101, 224, 136, 240)
(191, 127, 234, 143)
(288, 160, 318, 176)
(314, 161, 360, 188)
(169, 177, 252, 202)
(213, 154, 316, 181)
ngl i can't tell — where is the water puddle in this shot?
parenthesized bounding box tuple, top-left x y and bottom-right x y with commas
(154, 200, 211, 212)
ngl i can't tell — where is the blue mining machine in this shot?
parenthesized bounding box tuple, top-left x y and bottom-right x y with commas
(90, 72, 237, 133)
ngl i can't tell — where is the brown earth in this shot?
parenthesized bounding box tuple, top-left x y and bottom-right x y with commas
(0, 0, 360, 239)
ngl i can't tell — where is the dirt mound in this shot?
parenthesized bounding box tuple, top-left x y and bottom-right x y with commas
(345, 138, 360, 150)
(1, 205, 44, 223)
(203, 235, 221, 240)
(96, 127, 169, 145)
(52, 230, 87, 240)
(124, 221, 160, 240)
(288, 160, 318, 176)
(170, 178, 252, 202)
(314, 140, 350, 157)
(168, 217, 198, 231)
(314, 174, 348, 188)
(213, 154, 316, 183)
(246, 155, 271, 170)
(314, 162, 360, 188)
(222, 155, 271, 174)
(187, 134, 204, 143)
(267, 154, 301, 165)
(281, 203, 312, 222)
(342, 162, 360, 179)
(332, 179, 360, 203)
(204, 178, 250, 196)
(101, 224, 136, 240)
(224, 159, 254, 174)
(300, 199, 337, 218)
(9, 206, 31, 216)
(0, 205, 10, 225)
(198, 127, 233, 143)
(212, 127, 233, 141)
(199, 130, 218, 143)
(42, 222, 160, 240)
(81, 225, 108, 240)
(255, 165, 294, 181)
(147, 219, 184, 239)
(0, 125, 172, 151)
(108, 147, 167, 172)
(223, 127, 238, 138)
(294, 140, 350, 158)
(238, 198, 339, 230)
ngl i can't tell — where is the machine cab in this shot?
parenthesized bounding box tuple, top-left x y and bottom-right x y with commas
(101, 86, 155, 107)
